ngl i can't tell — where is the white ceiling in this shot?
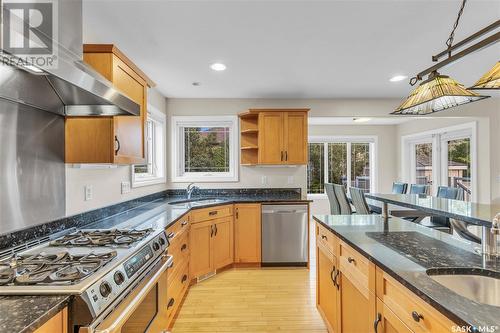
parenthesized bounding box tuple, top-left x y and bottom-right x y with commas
(82, 0, 500, 99)
(308, 117, 411, 126)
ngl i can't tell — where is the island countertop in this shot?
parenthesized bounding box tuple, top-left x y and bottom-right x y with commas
(313, 214, 500, 330)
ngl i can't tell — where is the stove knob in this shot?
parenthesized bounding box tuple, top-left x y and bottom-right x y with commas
(153, 241, 160, 251)
(99, 282, 112, 297)
(159, 236, 166, 246)
(114, 271, 125, 285)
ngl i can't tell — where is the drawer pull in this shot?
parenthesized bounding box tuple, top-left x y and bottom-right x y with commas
(181, 274, 188, 283)
(167, 232, 175, 239)
(347, 256, 356, 264)
(411, 311, 423, 322)
(181, 244, 187, 251)
(209, 211, 218, 216)
(321, 235, 327, 240)
(167, 298, 175, 308)
(374, 313, 381, 333)
(181, 221, 188, 226)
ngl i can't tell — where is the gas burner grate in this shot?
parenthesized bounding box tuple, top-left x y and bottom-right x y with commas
(50, 229, 153, 248)
(0, 251, 117, 286)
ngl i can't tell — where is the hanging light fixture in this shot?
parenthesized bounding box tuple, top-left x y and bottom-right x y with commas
(469, 61, 500, 89)
(393, 0, 496, 115)
(392, 71, 488, 115)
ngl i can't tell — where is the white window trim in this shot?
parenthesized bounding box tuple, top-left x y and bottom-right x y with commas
(307, 135, 378, 197)
(171, 115, 239, 183)
(400, 122, 477, 201)
(132, 105, 167, 188)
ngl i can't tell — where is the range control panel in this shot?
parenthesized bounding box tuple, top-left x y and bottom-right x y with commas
(81, 231, 168, 320)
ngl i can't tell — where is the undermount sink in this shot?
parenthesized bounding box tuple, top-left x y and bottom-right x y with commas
(169, 198, 227, 207)
(427, 269, 500, 307)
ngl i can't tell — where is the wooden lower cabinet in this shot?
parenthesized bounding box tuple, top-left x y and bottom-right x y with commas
(234, 203, 261, 263)
(34, 307, 68, 333)
(316, 242, 338, 333)
(338, 272, 374, 333)
(190, 216, 234, 279)
(375, 298, 414, 333)
(315, 222, 456, 333)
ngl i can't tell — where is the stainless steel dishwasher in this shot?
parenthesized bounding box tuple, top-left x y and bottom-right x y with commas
(261, 204, 308, 266)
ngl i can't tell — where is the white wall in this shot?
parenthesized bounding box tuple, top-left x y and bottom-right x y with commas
(65, 89, 169, 216)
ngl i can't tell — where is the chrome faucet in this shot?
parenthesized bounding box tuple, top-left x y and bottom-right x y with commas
(481, 213, 500, 258)
(491, 213, 500, 256)
(186, 183, 199, 200)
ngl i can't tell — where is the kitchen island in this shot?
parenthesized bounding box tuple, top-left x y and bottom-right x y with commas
(313, 214, 500, 332)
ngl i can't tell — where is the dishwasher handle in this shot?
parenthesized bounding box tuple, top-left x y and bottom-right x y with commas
(262, 205, 308, 215)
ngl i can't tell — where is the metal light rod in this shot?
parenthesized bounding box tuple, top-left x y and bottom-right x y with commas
(432, 20, 500, 61)
(415, 31, 500, 81)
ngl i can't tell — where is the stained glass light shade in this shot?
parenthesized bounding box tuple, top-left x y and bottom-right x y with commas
(469, 61, 500, 90)
(392, 73, 489, 115)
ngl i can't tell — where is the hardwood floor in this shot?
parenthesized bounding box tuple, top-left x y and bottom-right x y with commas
(172, 221, 327, 333)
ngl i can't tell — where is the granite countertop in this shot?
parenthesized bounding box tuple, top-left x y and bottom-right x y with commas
(0, 295, 70, 333)
(0, 191, 309, 333)
(313, 214, 500, 330)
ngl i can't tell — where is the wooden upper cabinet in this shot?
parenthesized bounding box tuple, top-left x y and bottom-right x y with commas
(258, 112, 284, 164)
(239, 109, 309, 165)
(283, 111, 308, 164)
(65, 44, 154, 164)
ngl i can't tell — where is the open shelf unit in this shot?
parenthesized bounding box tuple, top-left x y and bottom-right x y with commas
(239, 112, 259, 165)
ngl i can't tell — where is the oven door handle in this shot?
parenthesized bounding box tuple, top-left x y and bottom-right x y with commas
(79, 254, 173, 333)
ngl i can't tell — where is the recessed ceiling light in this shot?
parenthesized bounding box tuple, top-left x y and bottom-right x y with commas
(390, 75, 408, 82)
(192, 82, 201, 86)
(210, 63, 226, 71)
(353, 117, 372, 123)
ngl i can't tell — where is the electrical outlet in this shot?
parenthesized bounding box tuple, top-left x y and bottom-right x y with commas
(497, 175, 500, 183)
(84, 185, 93, 201)
(261, 176, 268, 185)
(121, 181, 131, 194)
(287, 176, 294, 185)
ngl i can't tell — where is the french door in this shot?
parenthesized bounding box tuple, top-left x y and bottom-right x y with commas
(408, 128, 474, 201)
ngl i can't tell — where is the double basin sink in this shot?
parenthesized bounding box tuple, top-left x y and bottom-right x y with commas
(427, 270, 500, 307)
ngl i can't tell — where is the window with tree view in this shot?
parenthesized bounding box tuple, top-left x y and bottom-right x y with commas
(172, 116, 238, 182)
(184, 127, 230, 173)
(307, 139, 374, 194)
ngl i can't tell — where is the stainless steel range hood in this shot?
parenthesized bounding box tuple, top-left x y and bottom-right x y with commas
(0, 0, 140, 116)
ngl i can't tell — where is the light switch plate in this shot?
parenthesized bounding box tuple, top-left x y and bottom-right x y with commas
(84, 185, 93, 201)
(261, 176, 268, 185)
(121, 181, 131, 194)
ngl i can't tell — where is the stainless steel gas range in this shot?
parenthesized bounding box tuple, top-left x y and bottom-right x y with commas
(0, 221, 172, 333)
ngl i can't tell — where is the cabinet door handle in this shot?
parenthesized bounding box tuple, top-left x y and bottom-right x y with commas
(181, 221, 188, 226)
(181, 274, 188, 283)
(347, 257, 356, 264)
(321, 234, 327, 240)
(214, 224, 218, 236)
(167, 298, 175, 308)
(411, 311, 424, 322)
(209, 211, 218, 216)
(114, 136, 121, 155)
(285, 151, 288, 161)
(167, 232, 175, 239)
(210, 225, 214, 237)
(334, 269, 340, 290)
(167, 260, 174, 268)
(235, 208, 239, 219)
(281, 151, 284, 161)
(374, 313, 382, 333)
(330, 266, 337, 287)
(181, 244, 187, 251)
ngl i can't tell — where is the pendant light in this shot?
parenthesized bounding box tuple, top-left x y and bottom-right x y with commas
(392, 71, 488, 115)
(469, 61, 500, 89)
(393, 0, 491, 115)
